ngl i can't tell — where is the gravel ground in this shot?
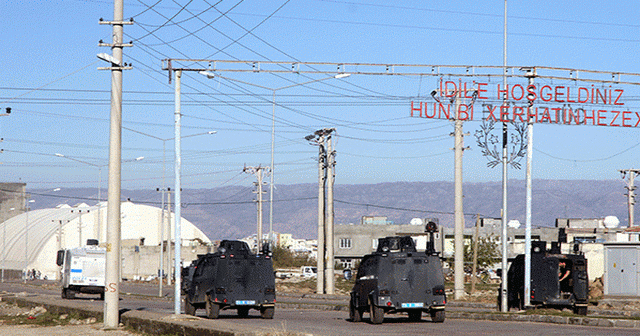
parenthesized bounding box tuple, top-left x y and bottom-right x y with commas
(0, 301, 138, 336)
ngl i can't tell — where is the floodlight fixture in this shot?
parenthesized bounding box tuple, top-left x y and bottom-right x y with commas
(199, 70, 216, 79)
(97, 53, 121, 66)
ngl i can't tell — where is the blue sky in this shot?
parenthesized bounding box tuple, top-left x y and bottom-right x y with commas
(2, 0, 640, 194)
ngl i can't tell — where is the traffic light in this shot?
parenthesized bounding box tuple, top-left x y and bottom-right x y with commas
(5, 107, 10, 114)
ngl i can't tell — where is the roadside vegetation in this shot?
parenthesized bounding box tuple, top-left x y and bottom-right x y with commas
(271, 246, 315, 269)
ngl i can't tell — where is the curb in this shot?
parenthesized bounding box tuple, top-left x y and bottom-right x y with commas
(2, 294, 639, 333)
(1, 295, 310, 336)
(447, 310, 640, 328)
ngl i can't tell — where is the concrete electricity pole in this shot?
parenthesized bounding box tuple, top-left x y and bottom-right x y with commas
(524, 69, 536, 307)
(244, 166, 269, 252)
(621, 169, 639, 227)
(325, 131, 336, 295)
(500, 0, 509, 313)
(310, 132, 326, 294)
(453, 91, 466, 300)
(306, 128, 336, 294)
(98, 0, 132, 326)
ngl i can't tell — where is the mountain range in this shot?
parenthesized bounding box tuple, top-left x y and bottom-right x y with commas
(30, 179, 630, 241)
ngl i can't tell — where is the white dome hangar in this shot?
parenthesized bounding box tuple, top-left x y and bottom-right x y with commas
(1, 201, 211, 280)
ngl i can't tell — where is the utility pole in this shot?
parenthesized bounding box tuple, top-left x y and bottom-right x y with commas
(156, 187, 170, 296)
(325, 130, 336, 295)
(173, 69, 182, 315)
(470, 215, 480, 294)
(53, 219, 68, 281)
(524, 68, 536, 307)
(621, 169, 639, 227)
(306, 128, 335, 294)
(99, 0, 132, 328)
(309, 132, 326, 294)
(244, 166, 269, 253)
(500, 0, 509, 313)
(166, 188, 173, 286)
(453, 90, 466, 300)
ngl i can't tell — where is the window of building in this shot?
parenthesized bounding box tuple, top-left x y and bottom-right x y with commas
(339, 238, 352, 249)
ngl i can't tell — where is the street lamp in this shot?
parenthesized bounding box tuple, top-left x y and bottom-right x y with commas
(24, 199, 34, 282)
(55, 153, 102, 203)
(200, 72, 350, 248)
(122, 127, 215, 297)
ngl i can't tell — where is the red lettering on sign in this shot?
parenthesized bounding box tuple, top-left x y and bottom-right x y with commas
(614, 89, 624, 105)
(457, 104, 472, 120)
(635, 112, 640, 127)
(610, 110, 620, 127)
(526, 85, 537, 101)
(566, 87, 575, 103)
(426, 103, 436, 118)
(540, 108, 551, 123)
(487, 105, 498, 121)
(540, 86, 553, 102)
(513, 106, 525, 122)
(564, 107, 580, 125)
(497, 84, 508, 100)
(578, 87, 589, 103)
(511, 84, 524, 101)
(554, 86, 565, 103)
(410, 101, 422, 117)
(551, 107, 562, 123)
(595, 89, 607, 105)
(597, 110, 607, 126)
(444, 81, 457, 97)
(500, 105, 510, 122)
(527, 106, 538, 122)
(438, 103, 450, 119)
(477, 82, 488, 99)
(584, 109, 595, 125)
(622, 111, 632, 127)
(463, 82, 475, 99)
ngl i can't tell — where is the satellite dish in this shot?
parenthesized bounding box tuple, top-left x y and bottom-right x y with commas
(410, 218, 423, 225)
(604, 216, 620, 228)
(507, 220, 521, 229)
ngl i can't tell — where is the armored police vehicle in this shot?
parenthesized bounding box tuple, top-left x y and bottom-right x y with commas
(349, 222, 446, 324)
(500, 240, 589, 315)
(56, 239, 106, 300)
(182, 240, 276, 319)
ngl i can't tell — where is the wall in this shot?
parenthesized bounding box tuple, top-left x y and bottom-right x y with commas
(0, 183, 26, 224)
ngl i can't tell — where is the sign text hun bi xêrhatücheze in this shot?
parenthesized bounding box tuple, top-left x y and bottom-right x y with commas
(410, 80, 638, 127)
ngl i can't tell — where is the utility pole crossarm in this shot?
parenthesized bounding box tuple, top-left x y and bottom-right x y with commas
(160, 59, 640, 85)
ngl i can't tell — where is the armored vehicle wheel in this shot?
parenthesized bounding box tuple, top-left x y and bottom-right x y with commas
(573, 306, 588, 316)
(206, 298, 220, 319)
(349, 301, 363, 322)
(369, 303, 384, 324)
(408, 310, 422, 321)
(62, 288, 75, 299)
(260, 307, 274, 319)
(184, 297, 196, 316)
(237, 307, 250, 318)
(430, 310, 445, 323)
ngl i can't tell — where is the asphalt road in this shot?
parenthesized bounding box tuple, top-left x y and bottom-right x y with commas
(1, 280, 639, 336)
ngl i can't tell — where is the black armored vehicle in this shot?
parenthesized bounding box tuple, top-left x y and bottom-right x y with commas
(501, 240, 589, 315)
(182, 240, 276, 319)
(349, 222, 446, 324)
